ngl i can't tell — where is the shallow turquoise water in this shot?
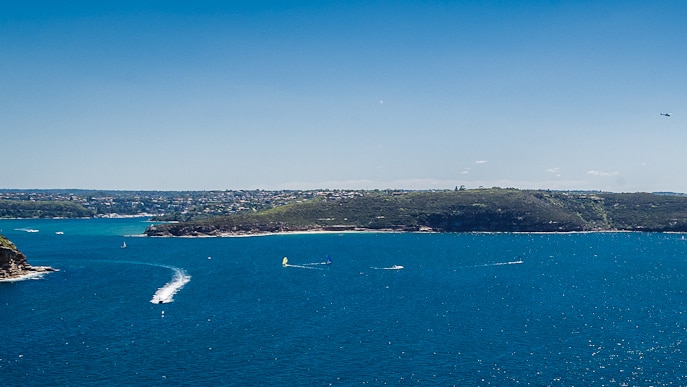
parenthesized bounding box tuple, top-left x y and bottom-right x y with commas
(2, 219, 687, 385)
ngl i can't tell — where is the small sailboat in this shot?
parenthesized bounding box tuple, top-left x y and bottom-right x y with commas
(282, 257, 288, 267)
(120, 241, 127, 249)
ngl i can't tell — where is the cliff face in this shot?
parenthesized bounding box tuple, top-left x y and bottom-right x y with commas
(0, 235, 55, 280)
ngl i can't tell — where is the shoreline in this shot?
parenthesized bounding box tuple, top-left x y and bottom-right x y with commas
(144, 228, 687, 238)
(217, 229, 397, 238)
(0, 267, 58, 282)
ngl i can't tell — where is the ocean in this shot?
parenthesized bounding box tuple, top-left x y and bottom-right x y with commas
(1, 218, 687, 386)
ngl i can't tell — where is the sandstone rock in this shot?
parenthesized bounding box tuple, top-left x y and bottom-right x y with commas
(0, 234, 56, 280)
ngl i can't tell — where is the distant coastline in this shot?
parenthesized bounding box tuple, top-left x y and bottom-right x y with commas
(152, 228, 410, 238)
(144, 189, 687, 237)
(145, 226, 687, 239)
(5, 188, 687, 237)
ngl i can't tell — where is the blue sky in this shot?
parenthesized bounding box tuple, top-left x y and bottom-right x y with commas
(1, 1, 685, 191)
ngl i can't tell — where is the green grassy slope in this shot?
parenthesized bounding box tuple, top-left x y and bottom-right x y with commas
(145, 189, 687, 236)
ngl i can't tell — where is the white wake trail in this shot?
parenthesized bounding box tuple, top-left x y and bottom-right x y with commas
(283, 263, 322, 270)
(478, 260, 524, 267)
(461, 260, 524, 269)
(370, 265, 404, 270)
(150, 268, 191, 304)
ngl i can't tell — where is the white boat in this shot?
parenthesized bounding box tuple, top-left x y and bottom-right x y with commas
(120, 241, 127, 249)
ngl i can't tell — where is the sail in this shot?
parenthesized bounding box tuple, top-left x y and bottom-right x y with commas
(282, 257, 288, 266)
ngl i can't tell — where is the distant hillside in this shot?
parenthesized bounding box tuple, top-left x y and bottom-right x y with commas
(0, 200, 95, 218)
(144, 189, 687, 236)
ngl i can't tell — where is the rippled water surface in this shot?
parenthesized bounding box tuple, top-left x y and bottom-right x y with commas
(2, 219, 687, 385)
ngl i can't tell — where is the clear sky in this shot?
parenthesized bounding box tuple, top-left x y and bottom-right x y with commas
(1, 1, 685, 192)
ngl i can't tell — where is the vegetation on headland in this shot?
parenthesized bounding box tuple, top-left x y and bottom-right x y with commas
(144, 188, 687, 236)
(0, 234, 17, 250)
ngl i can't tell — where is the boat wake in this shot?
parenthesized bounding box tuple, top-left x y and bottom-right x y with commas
(283, 263, 324, 270)
(282, 256, 331, 270)
(471, 260, 524, 268)
(14, 228, 39, 233)
(51, 259, 190, 304)
(150, 267, 191, 304)
(371, 265, 404, 270)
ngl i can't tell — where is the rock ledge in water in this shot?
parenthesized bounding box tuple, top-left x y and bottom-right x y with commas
(0, 235, 56, 280)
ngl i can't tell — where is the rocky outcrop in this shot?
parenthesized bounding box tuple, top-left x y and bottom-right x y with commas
(0, 235, 55, 280)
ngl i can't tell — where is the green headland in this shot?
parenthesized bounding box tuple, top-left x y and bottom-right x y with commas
(143, 188, 687, 236)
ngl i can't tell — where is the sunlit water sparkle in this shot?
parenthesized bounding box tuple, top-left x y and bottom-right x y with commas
(2, 218, 687, 385)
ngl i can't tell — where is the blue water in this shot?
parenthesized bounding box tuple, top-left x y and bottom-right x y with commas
(2, 219, 687, 385)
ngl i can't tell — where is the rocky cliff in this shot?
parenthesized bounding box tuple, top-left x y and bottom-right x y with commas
(0, 234, 55, 280)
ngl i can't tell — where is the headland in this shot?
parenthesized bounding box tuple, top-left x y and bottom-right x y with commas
(144, 189, 687, 237)
(0, 234, 56, 281)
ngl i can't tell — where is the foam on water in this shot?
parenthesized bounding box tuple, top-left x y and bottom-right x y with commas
(14, 228, 39, 233)
(283, 263, 323, 270)
(52, 258, 192, 304)
(476, 259, 524, 267)
(150, 267, 191, 304)
(371, 265, 404, 270)
(283, 258, 331, 270)
(0, 271, 52, 282)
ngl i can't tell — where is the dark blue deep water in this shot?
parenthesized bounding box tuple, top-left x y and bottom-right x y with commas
(2, 218, 687, 385)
